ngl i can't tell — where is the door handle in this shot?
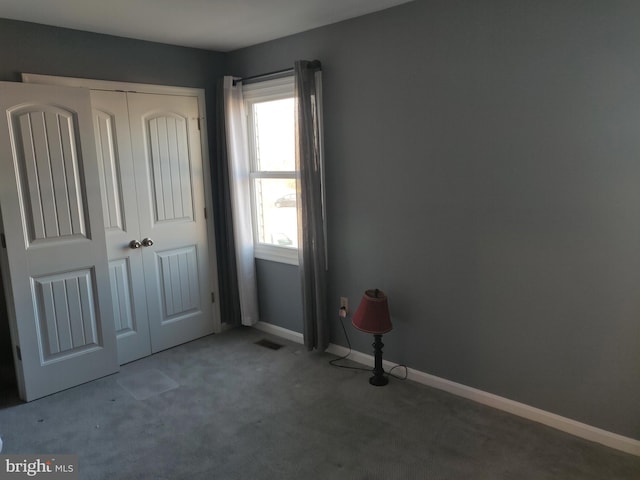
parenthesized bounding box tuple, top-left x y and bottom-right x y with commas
(141, 237, 154, 247)
(129, 240, 142, 249)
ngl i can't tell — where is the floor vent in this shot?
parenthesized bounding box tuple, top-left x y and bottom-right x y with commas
(255, 339, 284, 350)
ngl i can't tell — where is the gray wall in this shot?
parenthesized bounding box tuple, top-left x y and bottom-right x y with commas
(255, 259, 303, 333)
(226, 0, 640, 439)
(0, 18, 223, 86)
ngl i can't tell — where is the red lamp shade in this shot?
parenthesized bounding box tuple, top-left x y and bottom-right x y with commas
(352, 289, 392, 334)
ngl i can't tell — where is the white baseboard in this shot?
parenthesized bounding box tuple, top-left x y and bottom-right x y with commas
(253, 321, 640, 456)
(253, 321, 304, 344)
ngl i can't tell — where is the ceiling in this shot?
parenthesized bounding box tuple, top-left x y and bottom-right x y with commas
(0, 0, 414, 52)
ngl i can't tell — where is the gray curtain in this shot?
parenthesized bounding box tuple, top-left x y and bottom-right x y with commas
(295, 60, 328, 351)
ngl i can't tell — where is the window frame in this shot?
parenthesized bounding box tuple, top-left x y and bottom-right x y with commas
(242, 76, 299, 266)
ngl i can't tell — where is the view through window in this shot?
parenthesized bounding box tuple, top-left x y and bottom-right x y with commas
(244, 77, 298, 264)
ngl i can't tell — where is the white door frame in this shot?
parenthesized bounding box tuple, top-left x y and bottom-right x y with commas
(21, 73, 222, 333)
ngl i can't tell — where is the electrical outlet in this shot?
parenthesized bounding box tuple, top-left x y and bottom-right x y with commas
(339, 296, 349, 314)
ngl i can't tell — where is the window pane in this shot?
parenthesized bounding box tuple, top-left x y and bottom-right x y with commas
(254, 178, 298, 248)
(253, 98, 295, 171)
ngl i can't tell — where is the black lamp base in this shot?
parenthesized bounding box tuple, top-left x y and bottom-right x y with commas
(369, 373, 389, 386)
(370, 334, 388, 387)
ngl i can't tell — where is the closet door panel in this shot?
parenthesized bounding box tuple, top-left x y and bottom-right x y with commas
(0, 81, 118, 401)
(147, 115, 194, 222)
(127, 92, 213, 352)
(90, 90, 151, 364)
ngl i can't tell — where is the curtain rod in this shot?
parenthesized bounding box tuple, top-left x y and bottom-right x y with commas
(233, 68, 293, 86)
(232, 60, 322, 86)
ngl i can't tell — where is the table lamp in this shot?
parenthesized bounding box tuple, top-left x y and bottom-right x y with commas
(352, 289, 392, 386)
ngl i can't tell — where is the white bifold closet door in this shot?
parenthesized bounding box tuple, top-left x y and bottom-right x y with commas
(91, 91, 213, 365)
(0, 82, 118, 401)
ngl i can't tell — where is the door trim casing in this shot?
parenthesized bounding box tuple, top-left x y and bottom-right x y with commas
(22, 73, 222, 334)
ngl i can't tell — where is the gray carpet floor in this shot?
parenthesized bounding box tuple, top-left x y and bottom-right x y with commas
(0, 326, 639, 479)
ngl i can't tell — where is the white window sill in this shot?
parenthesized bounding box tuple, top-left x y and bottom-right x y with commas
(254, 244, 299, 266)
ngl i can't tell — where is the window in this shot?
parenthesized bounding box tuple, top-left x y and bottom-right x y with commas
(243, 76, 298, 265)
